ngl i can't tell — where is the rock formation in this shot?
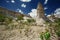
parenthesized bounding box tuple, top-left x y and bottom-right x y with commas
(37, 2, 45, 18)
(35, 2, 45, 25)
(0, 7, 31, 19)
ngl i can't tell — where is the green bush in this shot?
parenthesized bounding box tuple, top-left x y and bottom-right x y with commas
(40, 32, 50, 40)
(56, 31, 60, 37)
(44, 32, 50, 40)
(5, 17, 13, 24)
(17, 16, 23, 20)
(27, 19, 36, 23)
(0, 14, 6, 22)
(7, 17, 13, 22)
(40, 32, 44, 40)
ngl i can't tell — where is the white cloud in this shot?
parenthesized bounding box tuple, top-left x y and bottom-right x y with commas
(44, 7, 48, 10)
(20, 0, 31, 2)
(54, 8, 60, 18)
(47, 15, 51, 17)
(17, 9, 23, 14)
(28, 9, 37, 18)
(28, 9, 48, 18)
(44, 0, 48, 4)
(47, 8, 60, 18)
(21, 4, 26, 8)
(45, 13, 47, 15)
(55, 8, 60, 14)
(11, 0, 15, 3)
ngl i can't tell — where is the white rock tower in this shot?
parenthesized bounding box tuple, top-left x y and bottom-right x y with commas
(37, 2, 45, 18)
(36, 2, 46, 25)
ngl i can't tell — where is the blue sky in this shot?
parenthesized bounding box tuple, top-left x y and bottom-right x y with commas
(0, 0, 60, 15)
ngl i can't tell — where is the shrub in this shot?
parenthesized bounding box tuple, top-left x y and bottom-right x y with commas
(17, 16, 23, 20)
(7, 17, 13, 22)
(56, 31, 60, 37)
(4, 17, 13, 25)
(44, 32, 50, 40)
(27, 19, 36, 23)
(40, 32, 44, 40)
(0, 14, 6, 22)
(40, 32, 50, 40)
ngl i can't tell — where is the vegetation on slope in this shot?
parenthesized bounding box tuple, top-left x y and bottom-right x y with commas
(40, 29, 50, 40)
(0, 14, 6, 22)
(54, 18, 60, 37)
(45, 18, 60, 38)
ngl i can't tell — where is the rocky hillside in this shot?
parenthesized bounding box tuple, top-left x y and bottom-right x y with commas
(0, 13, 53, 40)
(0, 18, 46, 40)
(0, 13, 59, 40)
(0, 7, 59, 40)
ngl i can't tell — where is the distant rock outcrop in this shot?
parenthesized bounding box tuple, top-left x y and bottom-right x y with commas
(0, 7, 31, 19)
(36, 2, 51, 25)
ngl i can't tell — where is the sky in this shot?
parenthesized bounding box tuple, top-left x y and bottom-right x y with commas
(0, 0, 60, 15)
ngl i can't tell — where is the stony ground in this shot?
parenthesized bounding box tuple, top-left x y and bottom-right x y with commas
(0, 24, 47, 40)
(0, 19, 58, 40)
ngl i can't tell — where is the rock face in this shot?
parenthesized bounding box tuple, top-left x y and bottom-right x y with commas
(37, 2, 45, 18)
(0, 7, 23, 17)
(0, 7, 31, 18)
(36, 3, 47, 25)
(47, 14, 57, 22)
(36, 2, 52, 25)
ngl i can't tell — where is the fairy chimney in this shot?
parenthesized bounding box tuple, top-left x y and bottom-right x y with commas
(37, 2, 45, 18)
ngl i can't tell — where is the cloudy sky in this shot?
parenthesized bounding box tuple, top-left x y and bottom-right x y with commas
(0, 0, 60, 15)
